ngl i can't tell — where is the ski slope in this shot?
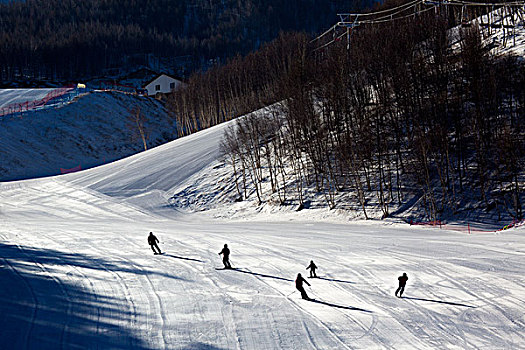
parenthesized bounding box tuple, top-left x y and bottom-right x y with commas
(0, 89, 57, 109)
(1, 116, 524, 349)
(0, 90, 175, 181)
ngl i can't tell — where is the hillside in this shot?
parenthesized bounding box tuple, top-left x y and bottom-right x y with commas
(0, 90, 175, 181)
(174, 7, 525, 226)
(1, 9, 524, 225)
(0, 0, 368, 85)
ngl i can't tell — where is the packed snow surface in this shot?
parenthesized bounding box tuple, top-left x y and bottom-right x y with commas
(1, 115, 524, 350)
(0, 90, 174, 181)
(0, 89, 56, 109)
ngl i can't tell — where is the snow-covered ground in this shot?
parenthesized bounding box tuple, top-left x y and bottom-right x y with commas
(0, 90, 175, 181)
(0, 89, 57, 109)
(1, 115, 524, 349)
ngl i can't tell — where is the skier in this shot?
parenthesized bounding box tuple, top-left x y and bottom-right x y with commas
(218, 244, 232, 269)
(306, 260, 318, 278)
(147, 232, 162, 255)
(295, 273, 311, 300)
(395, 272, 408, 298)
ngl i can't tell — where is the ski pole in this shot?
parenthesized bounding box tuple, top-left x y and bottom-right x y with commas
(286, 290, 296, 297)
(306, 284, 318, 298)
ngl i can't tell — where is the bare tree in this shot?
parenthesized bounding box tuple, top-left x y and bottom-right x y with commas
(128, 106, 148, 151)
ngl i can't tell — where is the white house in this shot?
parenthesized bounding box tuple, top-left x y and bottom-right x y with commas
(143, 74, 183, 96)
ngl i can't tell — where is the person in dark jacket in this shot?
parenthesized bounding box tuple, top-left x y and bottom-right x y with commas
(306, 260, 318, 278)
(295, 273, 311, 300)
(395, 272, 408, 298)
(218, 244, 232, 269)
(148, 232, 162, 255)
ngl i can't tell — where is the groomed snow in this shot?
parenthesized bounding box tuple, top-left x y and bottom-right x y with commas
(0, 89, 57, 109)
(1, 114, 524, 349)
(0, 90, 175, 181)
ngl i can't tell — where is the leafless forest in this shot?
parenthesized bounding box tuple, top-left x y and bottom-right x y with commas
(168, 14, 524, 221)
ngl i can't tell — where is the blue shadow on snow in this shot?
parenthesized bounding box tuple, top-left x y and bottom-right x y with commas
(315, 276, 355, 284)
(0, 242, 187, 349)
(164, 253, 204, 263)
(403, 296, 475, 308)
(308, 298, 372, 313)
(229, 268, 294, 282)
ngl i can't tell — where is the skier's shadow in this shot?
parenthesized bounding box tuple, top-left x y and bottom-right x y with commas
(308, 299, 372, 313)
(403, 296, 475, 308)
(164, 254, 204, 263)
(231, 268, 294, 282)
(315, 277, 355, 284)
(182, 343, 227, 350)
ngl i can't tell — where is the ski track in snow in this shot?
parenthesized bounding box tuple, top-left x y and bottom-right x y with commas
(5, 236, 74, 349)
(223, 239, 369, 349)
(375, 247, 524, 349)
(1, 115, 524, 349)
(2, 194, 525, 349)
(0, 233, 38, 350)
(189, 227, 373, 348)
(47, 230, 140, 349)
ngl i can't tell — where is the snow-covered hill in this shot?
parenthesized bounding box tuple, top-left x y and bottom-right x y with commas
(0, 90, 175, 181)
(0, 88, 57, 109)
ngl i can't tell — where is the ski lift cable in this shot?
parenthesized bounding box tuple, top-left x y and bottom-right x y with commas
(338, 0, 521, 26)
(338, 5, 438, 26)
(359, 2, 429, 22)
(311, 23, 340, 43)
(313, 32, 348, 51)
(337, 0, 443, 26)
(425, 0, 524, 7)
(337, 0, 422, 19)
(327, 0, 430, 35)
(456, 0, 523, 5)
(336, 0, 524, 22)
(361, 9, 437, 24)
(315, 0, 524, 49)
(350, 2, 422, 23)
(316, 2, 436, 47)
(338, 1, 422, 23)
